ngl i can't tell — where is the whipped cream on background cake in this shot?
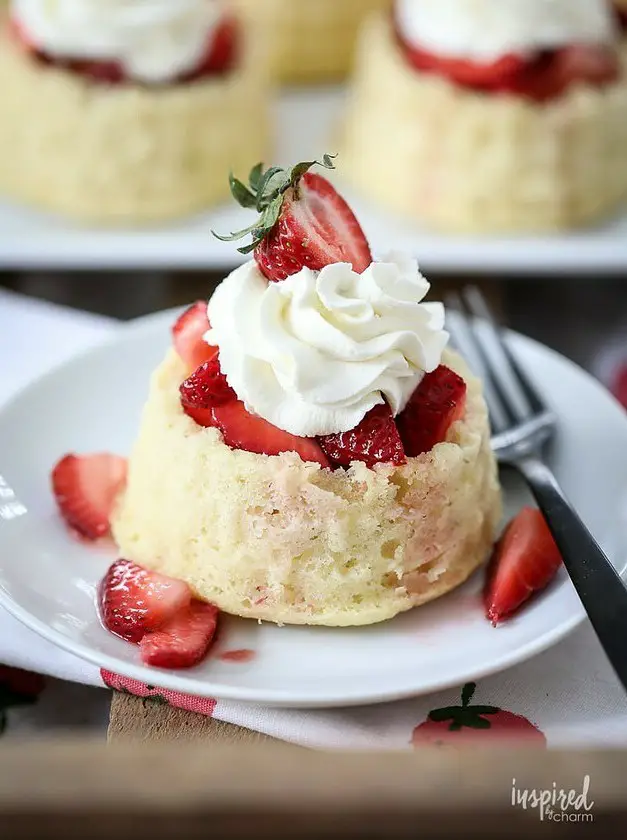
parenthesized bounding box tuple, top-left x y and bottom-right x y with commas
(396, 0, 617, 62)
(12, 0, 224, 82)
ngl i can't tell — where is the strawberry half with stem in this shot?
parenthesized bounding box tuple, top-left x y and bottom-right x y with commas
(319, 404, 406, 469)
(172, 301, 217, 371)
(214, 156, 372, 282)
(484, 507, 563, 626)
(99, 559, 192, 643)
(52, 453, 127, 540)
(396, 366, 467, 457)
(140, 601, 219, 669)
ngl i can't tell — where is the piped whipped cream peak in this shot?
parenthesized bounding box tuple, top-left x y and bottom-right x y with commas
(206, 255, 449, 438)
(12, 0, 224, 83)
(396, 0, 617, 63)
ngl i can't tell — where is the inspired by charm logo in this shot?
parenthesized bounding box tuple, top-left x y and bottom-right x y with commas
(511, 776, 594, 822)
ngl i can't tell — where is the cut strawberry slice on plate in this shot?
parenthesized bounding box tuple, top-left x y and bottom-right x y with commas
(180, 357, 236, 413)
(212, 400, 331, 467)
(140, 601, 219, 669)
(99, 559, 192, 643)
(319, 404, 406, 468)
(172, 301, 217, 371)
(214, 156, 372, 282)
(484, 507, 563, 626)
(396, 366, 467, 457)
(51, 453, 127, 540)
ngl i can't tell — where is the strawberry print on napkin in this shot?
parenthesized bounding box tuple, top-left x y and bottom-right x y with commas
(412, 682, 546, 747)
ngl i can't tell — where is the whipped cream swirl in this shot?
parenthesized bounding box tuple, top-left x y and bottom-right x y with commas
(207, 256, 449, 437)
(396, 0, 617, 62)
(12, 0, 224, 82)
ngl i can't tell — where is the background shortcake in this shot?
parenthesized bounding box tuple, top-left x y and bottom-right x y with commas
(341, 0, 627, 233)
(0, 0, 271, 223)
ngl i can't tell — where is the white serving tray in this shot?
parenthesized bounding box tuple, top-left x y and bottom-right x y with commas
(0, 88, 625, 274)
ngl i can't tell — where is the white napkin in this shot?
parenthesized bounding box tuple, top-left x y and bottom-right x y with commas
(2, 287, 627, 749)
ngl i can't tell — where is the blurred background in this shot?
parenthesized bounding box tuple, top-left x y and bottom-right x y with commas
(1, 0, 626, 406)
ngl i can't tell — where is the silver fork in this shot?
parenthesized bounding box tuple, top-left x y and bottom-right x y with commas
(448, 287, 627, 692)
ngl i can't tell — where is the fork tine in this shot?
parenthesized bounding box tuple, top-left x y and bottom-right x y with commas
(462, 287, 543, 422)
(446, 293, 511, 434)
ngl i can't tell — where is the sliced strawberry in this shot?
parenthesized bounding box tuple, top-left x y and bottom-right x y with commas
(52, 453, 127, 540)
(186, 15, 239, 80)
(140, 601, 219, 669)
(318, 404, 406, 469)
(396, 14, 619, 103)
(212, 400, 330, 467)
(214, 157, 371, 283)
(508, 45, 619, 103)
(254, 172, 372, 282)
(172, 301, 217, 371)
(396, 366, 467, 457)
(610, 363, 627, 410)
(399, 35, 527, 91)
(180, 357, 236, 414)
(99, 559, 192, 643)
(484, 508, 563, 626)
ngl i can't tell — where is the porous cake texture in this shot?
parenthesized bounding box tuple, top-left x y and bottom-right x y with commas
(112, 348, 501, 627)
(340, 14, 627, 233)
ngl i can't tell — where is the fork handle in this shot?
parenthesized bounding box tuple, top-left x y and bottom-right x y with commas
(516, 455, 627, 691)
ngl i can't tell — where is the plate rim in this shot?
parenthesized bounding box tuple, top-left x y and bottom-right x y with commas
(1, 309, 626, 707)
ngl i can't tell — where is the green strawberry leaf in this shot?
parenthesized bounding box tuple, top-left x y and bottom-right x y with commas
(248, 162, 264, 193)
(229, 173, 257, 209)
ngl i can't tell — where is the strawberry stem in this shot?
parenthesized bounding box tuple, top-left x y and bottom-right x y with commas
(212, 154, 337, 254)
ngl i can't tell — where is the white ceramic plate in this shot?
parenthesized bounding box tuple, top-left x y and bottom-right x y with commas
(1, 310, 627, 708)
(1, 89, 626, 274)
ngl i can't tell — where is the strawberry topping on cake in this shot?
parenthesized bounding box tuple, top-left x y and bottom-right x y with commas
(172, 302, 217, 371)
(10, 8, 239, 86)
(394, 0, 620, 102)
(397, 366, 467, 457)
(319, 404, 407, 469)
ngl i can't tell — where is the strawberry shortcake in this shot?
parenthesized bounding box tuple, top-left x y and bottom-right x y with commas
(232, 0, 391, 84)
(103, 156, 502, 629)
(341, 0, 627, 233)
(0, 0, 271, 223)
